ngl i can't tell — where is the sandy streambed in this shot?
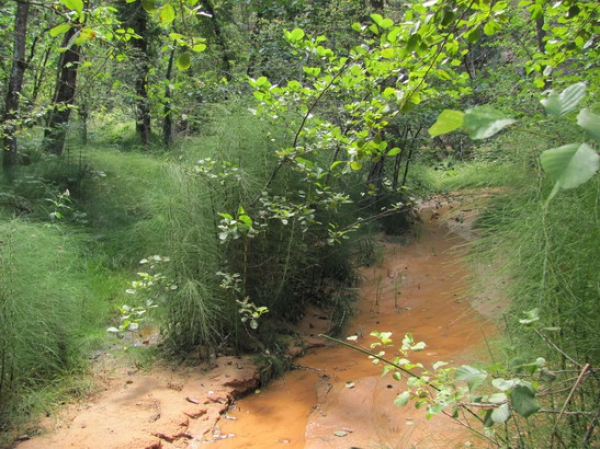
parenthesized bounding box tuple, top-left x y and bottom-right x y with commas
(15, 194, 497, 449)
(214, 198, 497, 449)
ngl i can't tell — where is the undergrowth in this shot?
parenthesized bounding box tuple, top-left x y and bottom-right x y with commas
(0, 219, 115, 441)
(435, 130, 600, 446)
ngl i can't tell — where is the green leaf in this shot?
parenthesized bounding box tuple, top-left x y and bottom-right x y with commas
(429, 110, 464, 137)
(483, 20, 500, 36)
(50, 23, 71, 37)
(387, 147, 401, 157)
(177, 53, 191, 71)
(541, 143, 600, 202)
(530, 4, 543, 21)
(370, 13, 383, 26)
(380, 47, 395, 58)
(491, 403, 511, 424)
(427, 402, 446, 418)
(541, 82, 586, 117)
(440, 8, 454, 26)
(394, 391, 411, 407)
(465, 26, 481, 43)
(287, 80, 302, 91)
(63, 0, 83, 14)
(303, 66, 321, 77)
(488, 392, 507, 404)
(463, 107, 515, 139)
(380, 18, 394, 29)
(483, 409, 494, 427)
(142, 0, 157, 13)
(288, 28, 305, 42)
(330, 160, 343, 170)
(455, 365, 487, 391)
(519, 308, 540, 325)
(510, 385, 540, 417)
(192, 43, 206, 52)
(159, 4, 176, 24)
(350, 161, 363, 170)
(492, 378, 518, 392)
(577, 108, 600, 141)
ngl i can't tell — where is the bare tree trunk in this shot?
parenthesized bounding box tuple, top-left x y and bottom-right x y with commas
(116, 0, 153, 147)
(201, 0, 234, 81)
(162, 48, 175, 147)
(535, 13, 551, 88)
(43, 26, 80, 156)
(535, 15, 546, 54)
(3, 0, 29, 171)
(134, 55, 151, 147)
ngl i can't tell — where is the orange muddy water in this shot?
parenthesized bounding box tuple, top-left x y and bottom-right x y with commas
(213, 200, 496, 449)
(15, 195, 498, 449)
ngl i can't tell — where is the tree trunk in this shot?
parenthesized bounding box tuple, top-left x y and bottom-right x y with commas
(3, 0, 30, 171)
(134, 55, 151, 147)
(201, 0, 234, 81)
(162, 48, 175, 147)
(535, 13, 551, 88)
(43, 26, 80, 156)
(535, 15, 546, 54)
(116, 0, 153, 147)
(130, 1, 152, 146)
(132, 21, 151, 146)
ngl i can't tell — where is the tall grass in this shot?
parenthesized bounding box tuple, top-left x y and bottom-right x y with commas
(479, 177, 600, 362)
(440, 130, 600, 446)
(77, 109, 358, 358)
(0, 219, 112, 436)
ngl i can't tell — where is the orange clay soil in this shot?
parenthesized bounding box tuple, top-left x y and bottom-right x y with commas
(14, 192, 501, 449)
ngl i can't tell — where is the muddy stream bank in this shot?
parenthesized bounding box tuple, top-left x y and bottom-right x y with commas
(15, 195, 498, 449)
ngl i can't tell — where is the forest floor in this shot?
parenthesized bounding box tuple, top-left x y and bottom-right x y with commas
(13, 190, 505, 449)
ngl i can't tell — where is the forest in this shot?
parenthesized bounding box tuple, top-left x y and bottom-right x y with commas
(0, 0, 599, 446)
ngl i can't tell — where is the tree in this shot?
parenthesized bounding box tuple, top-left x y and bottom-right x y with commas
(2, 0, 29, 171)
(199, 0, 234, 81)
(116, 0, 155, 147)
(42, 25, 81, 156)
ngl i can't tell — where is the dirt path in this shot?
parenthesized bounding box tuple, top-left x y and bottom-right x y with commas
(14, 194, 498, 449)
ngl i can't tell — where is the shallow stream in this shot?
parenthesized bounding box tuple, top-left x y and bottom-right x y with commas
(14, 198, 497, 449)
(214, 203, 495, 449)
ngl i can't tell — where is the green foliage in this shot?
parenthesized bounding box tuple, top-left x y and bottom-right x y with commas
(47, 189, 72, 220)
(1, 0, 599, 442)
(236, 298, 269, 330)
(426, 96, 600, 446)
(429, 83, 600, 204)
(336, 324, 598, 447)
(107, 256, 175, 335)
(540, 82, 586, 117)
(541, 142, 599, 202)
